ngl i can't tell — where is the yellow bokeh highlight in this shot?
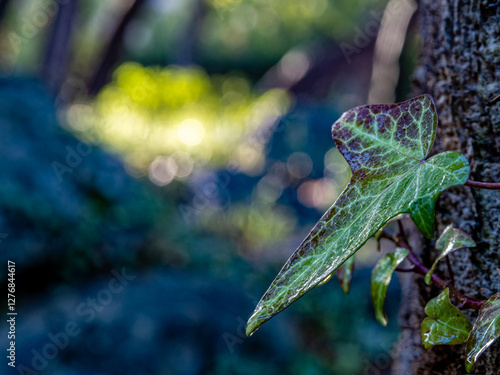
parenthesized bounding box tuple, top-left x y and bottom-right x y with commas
(68, 62, 290, 179)
(177, 119, 205, 146)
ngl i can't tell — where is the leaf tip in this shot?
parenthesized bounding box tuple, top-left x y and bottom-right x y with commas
(371, 247, 408, 327)
(376, 313, 388, 327)
(245, 324, 255, 337)
(245, 305, 271, 337)
(465, 360, 474, 373)
(245, 316, 260, 337)
(424, 272, 432, 285)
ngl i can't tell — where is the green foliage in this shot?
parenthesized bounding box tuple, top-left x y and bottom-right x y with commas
(70, 63, 290, 174)
(420, 288, 472, 349)
(465, 292, 500, 373)
(336, 254, 354, 294)
(370, 247, 408, 326)
(246, 95, 470, 336)
(425, 225, 476, 285)
(202, 0, 388, 68)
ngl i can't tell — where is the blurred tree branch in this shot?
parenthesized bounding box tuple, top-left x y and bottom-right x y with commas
(88, 0, 147, 96)
(367, 0, 417, 104)
(42, 0, 79, 94)
(257, 40, 375, 102)
(173, 0, 207, 66)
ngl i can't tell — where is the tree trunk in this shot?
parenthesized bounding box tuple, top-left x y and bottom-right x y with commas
(393, 1, 500, 374)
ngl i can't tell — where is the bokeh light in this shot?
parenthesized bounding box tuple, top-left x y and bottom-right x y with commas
(287, 152, 313, 179)
(148, 155, 178, 186)
(177, 119, 205, 146)
(0, 0, 412, 372)
(67, 62, 291, 181)
(298, 178, 338, 209)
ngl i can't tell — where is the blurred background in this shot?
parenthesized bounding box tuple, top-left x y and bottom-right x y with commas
(0, 0, 421, 374)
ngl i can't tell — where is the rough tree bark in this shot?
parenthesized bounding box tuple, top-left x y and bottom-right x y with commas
(393, 1, 500, 374)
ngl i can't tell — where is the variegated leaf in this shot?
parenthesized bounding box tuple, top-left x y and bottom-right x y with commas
(465, 293, 500, 373)
(246, 95, 470, 336)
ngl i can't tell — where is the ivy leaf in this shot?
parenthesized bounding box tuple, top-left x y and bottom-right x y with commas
(371, 247, 408, 326)
(421, 288, 472, 349)
(246, 95, 470, 336)
(465, 292, 500, 373)
(337, 255, 355, 294)
(425, 225, 476, 285)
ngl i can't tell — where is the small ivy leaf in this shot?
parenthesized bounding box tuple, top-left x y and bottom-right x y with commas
(465, 292, 500, 373)
(246, 95, 470, 336)
(424, 225, 476, 285)
(371, 247, 408, 326)
(421, 288, 472, 349)
(337, 255, 355, 294)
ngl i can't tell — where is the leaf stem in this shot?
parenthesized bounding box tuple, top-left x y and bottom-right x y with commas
(487, 93, 500, 105)
(445, 256, 455, 286)
(381, 227, 484, 310)
(464, 180, 500, 190)
(395, 266, 415, 273)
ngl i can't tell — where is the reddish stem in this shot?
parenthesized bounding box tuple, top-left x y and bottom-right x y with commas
(445, 256, 456, 286)
(381, 228, 485, 310)
(487, 93, 500, 105)
(395, 266, 415, 273)
(465, 180, 500, 190)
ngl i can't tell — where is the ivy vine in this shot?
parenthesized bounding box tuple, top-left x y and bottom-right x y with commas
(246, 95, 500, 373)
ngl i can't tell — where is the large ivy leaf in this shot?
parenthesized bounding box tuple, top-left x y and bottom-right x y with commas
(336, 254, 355, 294)
(421, 288, 472, 349)
(371, 247, 408, 326)
(246, 95, 470, 336)
(465, 292, 500, 373)
(425, 225, 476, 285)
